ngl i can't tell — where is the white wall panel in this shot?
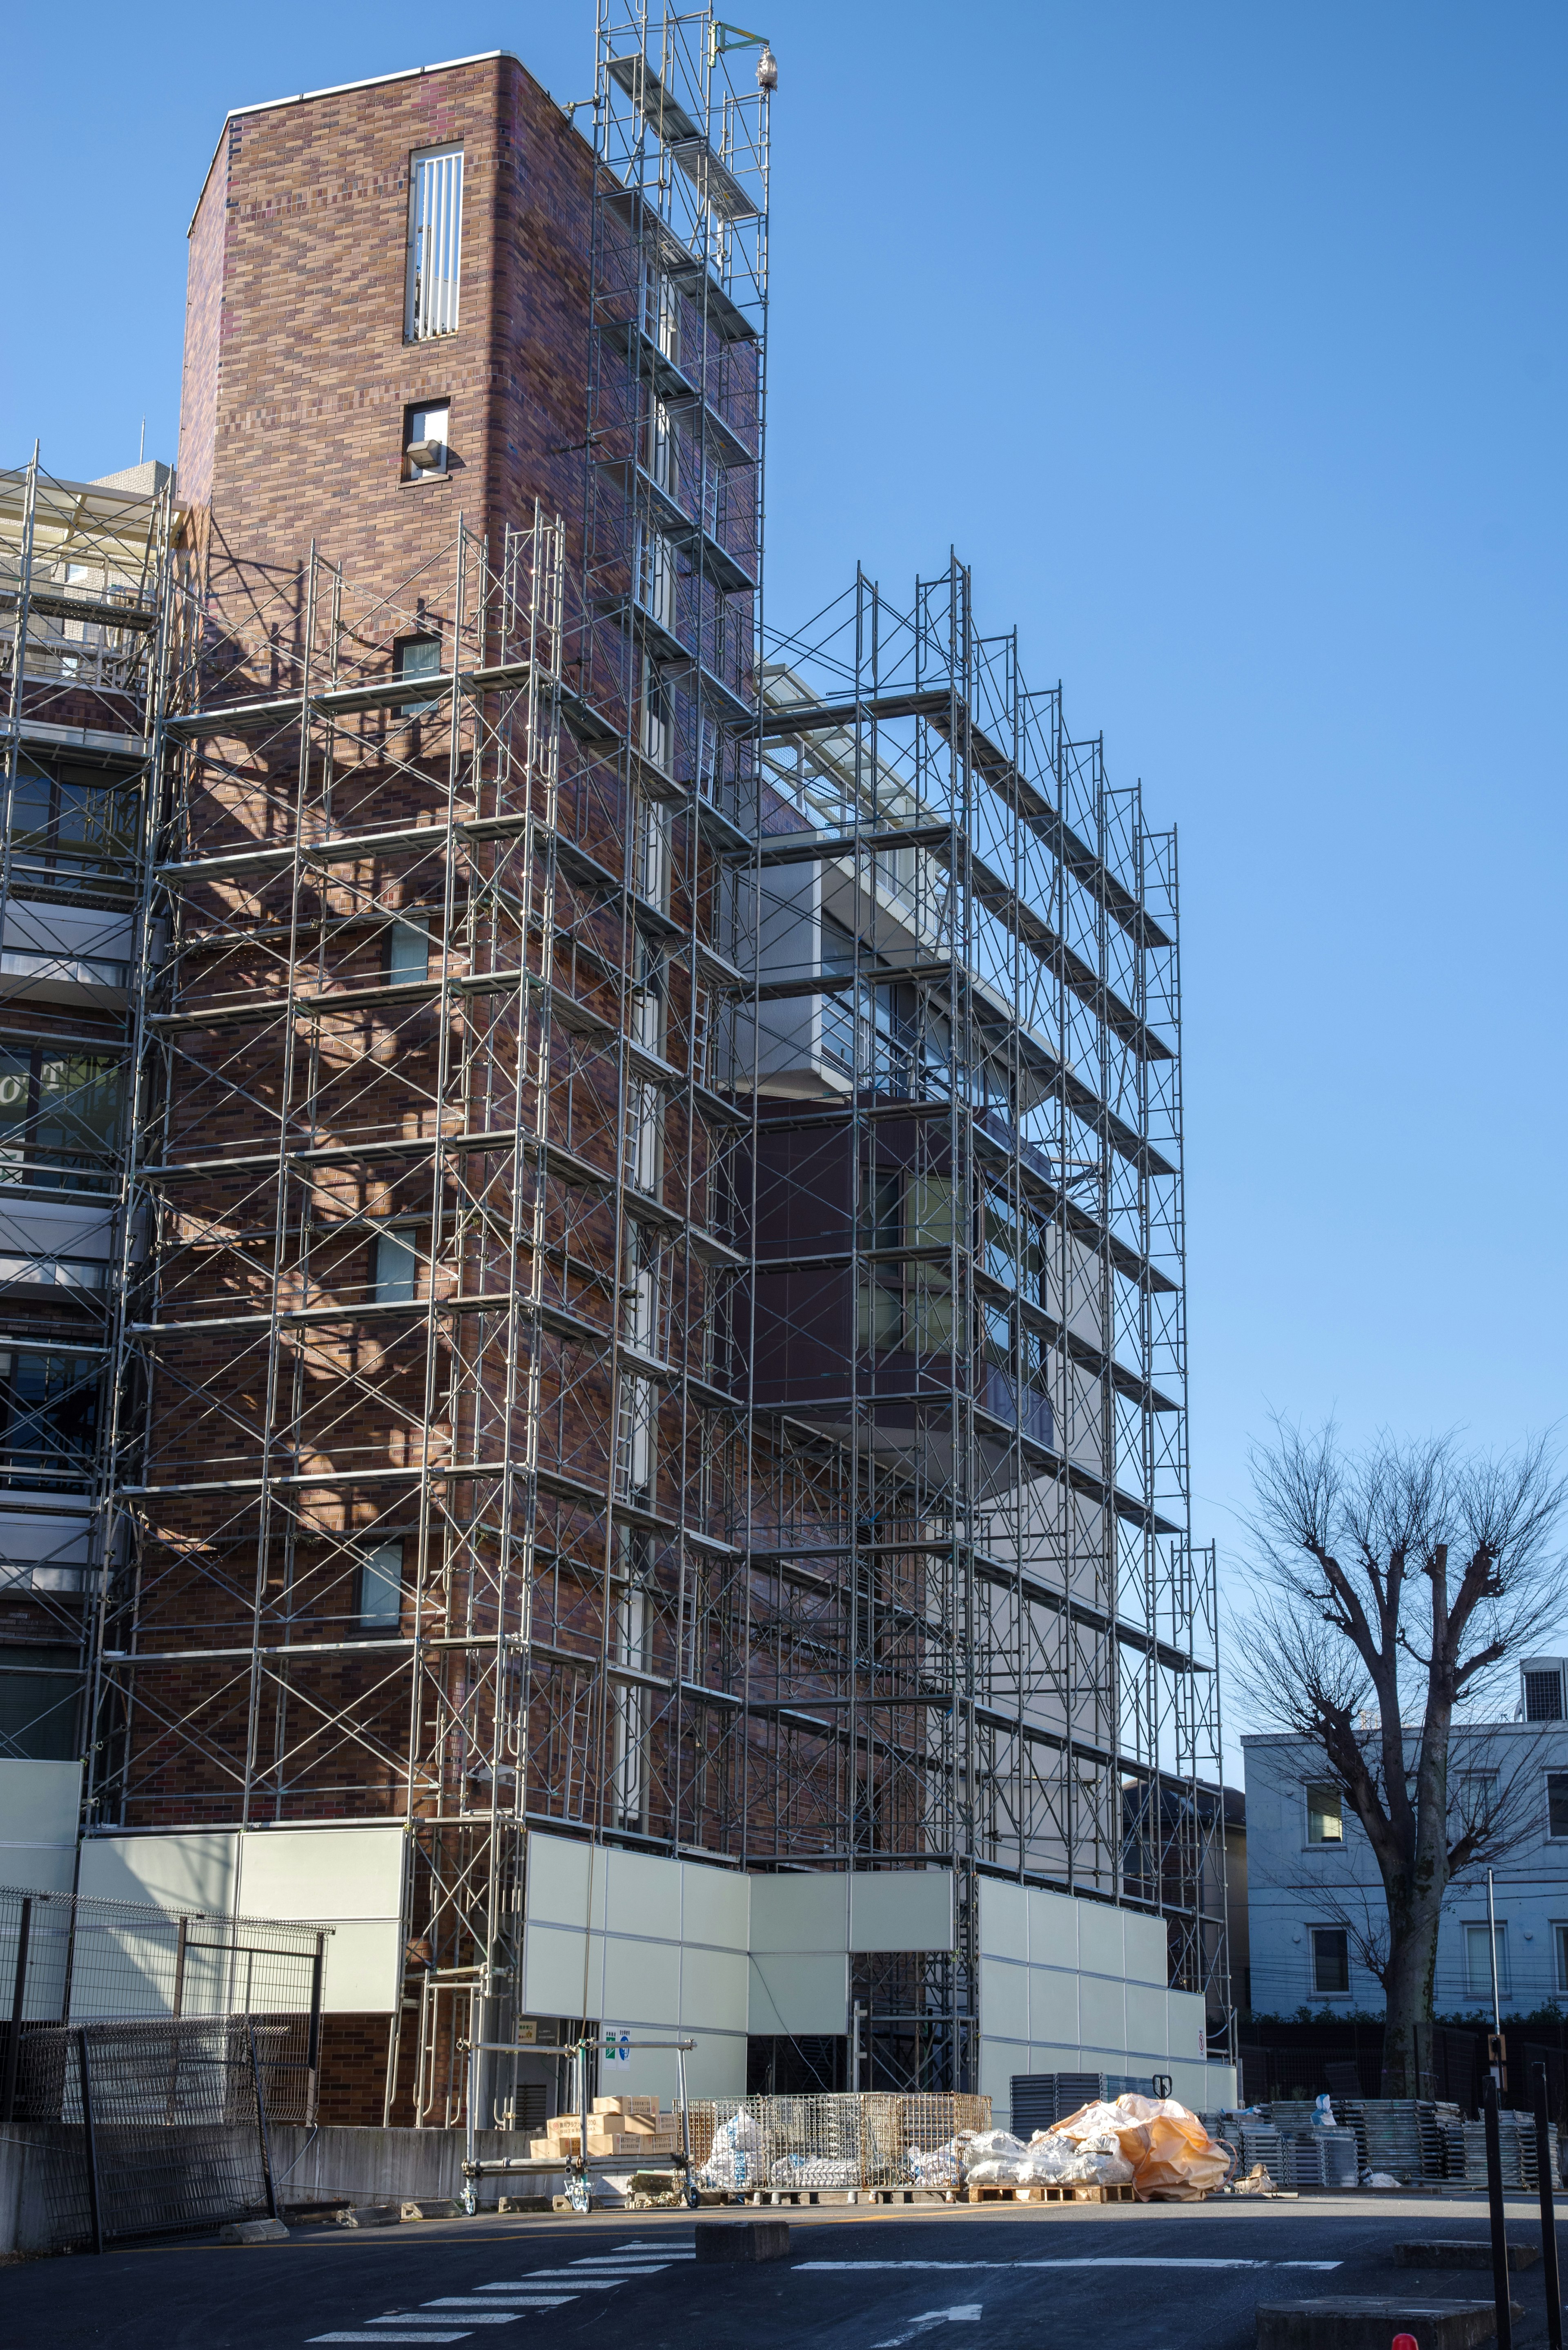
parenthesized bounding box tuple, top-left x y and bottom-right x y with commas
(748, 1871, 845, 1953)
(747, 1950, 846, 2036)
(977, 1877, 1026, 1962)
(849, 1869, 953, 1953)
(79, 1831, 237, 1916)
(0, 1759, 80, 1894)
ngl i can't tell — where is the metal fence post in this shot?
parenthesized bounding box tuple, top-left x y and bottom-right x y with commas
(1485, 2072, 1515, 2350)
(307, 1930, 325, 2126)
(247, 2020, 279, 2221)
(1534, 2061, 1563, 2350)
(2, 1893, 33, 2123)
(76, 2029, 104, 2256)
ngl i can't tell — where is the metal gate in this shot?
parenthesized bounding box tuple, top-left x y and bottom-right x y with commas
(10, 2015, 297, 2252)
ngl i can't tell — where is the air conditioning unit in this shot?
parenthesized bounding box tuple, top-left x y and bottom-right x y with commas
(1521, 1659, 1567, 1722)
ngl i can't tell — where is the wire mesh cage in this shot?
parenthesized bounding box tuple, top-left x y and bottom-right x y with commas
(686, 2091, 991, 2193)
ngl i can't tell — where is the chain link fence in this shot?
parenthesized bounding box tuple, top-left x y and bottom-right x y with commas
(687, 2091, 991, 2192)
(1, 1886, 329, 2250)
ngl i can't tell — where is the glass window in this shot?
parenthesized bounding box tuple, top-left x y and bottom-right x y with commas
(857, 1168, 902, 1351)
(386, 917, 430, 985)
(403, 402, 449, 480)
(1306, 1782, 1343, 1844)
(1555, 1924, 1568, 1995)
(1466, 1922, 1510, 2000)
(0, 1352, 100, 1490)
(372, 1229, 418, 1306)
(0, 1644, 83, 1760)
(0, 1050, 122, 1192)
(406, 146, 463, 339)
(395, 635, 443, 718)
(1454, 1770, 1498, 1835)
(357, 1540, 405, 1630)
(1548, 1773, 1568, 1840)
(1311, 1927, 1349, 1995)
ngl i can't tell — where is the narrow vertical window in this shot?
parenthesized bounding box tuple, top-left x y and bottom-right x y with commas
(358, 1538, 405, 1630)
(372, 1227, 418, 1305)
(406, 146, 464, 340)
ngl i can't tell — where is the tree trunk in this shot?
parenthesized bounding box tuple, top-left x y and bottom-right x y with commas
(1381, 1902, 1442, 2097)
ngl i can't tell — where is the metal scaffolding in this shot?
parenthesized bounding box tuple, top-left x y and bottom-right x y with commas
(0, 451, 176, 1732)
(3, 2, 1225, 2128)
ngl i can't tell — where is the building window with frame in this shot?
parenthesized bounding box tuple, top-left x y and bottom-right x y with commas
(395, 635, 443, 718)
(0, 1049, 122, 1194)
(405, 146, 463, 340)
(372, 1227, 418, 1305)
(0, 1351, 100, 1491)
(357, 1539, 405, 1630)
(1310, 1926, 1350, 1995)
(1306, 1782, 1344, 1844)
(1555, 1923, 1568, 1995)
(1465, 1920, 1510, 2000)
(403, 402, 449, 480)
(1548, 1772, 1568, 1840)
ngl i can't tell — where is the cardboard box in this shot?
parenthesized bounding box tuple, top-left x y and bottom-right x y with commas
(593, 2095, 659, 2118)
(586, 2131, 659, 2158)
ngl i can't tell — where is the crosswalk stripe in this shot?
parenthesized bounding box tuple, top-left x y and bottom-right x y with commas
(309, 2335, 471, 2344)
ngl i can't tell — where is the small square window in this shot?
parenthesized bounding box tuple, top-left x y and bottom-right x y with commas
(395, 635, 443, 718)
(1306, 1782, 1343, 1844)
(358, 1539, 404, 1630)
(1548, 1773, 1568, 1840)
(403, 402, 449, 482)
(1311, 1927, 1349, 1995)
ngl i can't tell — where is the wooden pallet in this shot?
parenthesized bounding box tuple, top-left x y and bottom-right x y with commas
(1022, 2182, 1138, 2205)
(964, 2185, 1021, 2203)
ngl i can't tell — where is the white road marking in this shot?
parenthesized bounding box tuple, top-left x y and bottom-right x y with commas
(468, 2290, 577, 2301)
(501, 2274, 639, 2288)
(797, 2259, 1343, 2273)
(570, 2253, 692, 2263)
(872, 2308, 983, 2348)
(309, 2337, 470, 2345)
(414, 2306, 523, 2319)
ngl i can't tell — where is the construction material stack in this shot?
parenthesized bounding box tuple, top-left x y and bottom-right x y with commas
(530, 2097, 683, 2163)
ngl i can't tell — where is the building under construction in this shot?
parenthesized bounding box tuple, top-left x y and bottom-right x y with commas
(0, 4, 1228, 2131)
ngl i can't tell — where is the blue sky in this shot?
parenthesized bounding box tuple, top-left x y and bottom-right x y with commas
(7, 4, 1566, 1768)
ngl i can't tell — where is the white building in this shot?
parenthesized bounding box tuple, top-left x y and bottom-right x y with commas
(1243, 1658, 1568, 2018)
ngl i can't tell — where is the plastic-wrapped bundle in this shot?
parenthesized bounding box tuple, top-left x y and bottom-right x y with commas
(698, 2109, 766, 2191)
(906, 2136, 966, 2187)
(770, 2153, 860, 2189)
(963, 2128, 1028, 2187)
(1051, 2092, 1231, 2202)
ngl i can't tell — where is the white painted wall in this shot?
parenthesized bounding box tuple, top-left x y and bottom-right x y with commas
(976, 1876, 1232, 2110)
(76, 1824, 405, 2013)
(0, 1759, 80, 1894)
(519, 1835, 1228, 2107)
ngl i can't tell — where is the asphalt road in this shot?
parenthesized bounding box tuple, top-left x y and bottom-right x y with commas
(2, 2193, 1562, 2350)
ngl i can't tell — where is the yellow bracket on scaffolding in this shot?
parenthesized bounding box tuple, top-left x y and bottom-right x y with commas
(710, 19, 769, 62)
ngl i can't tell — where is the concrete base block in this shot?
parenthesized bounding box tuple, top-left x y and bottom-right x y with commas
(336, 2203, 401, 2228)
(1395, 2243, 1541, 2272)
(1257, 2301, 1522, 2350)
(695, 2218, 791, 2264)
(401, 2200, 462, 2221)
(218, 2218, 289, 2245)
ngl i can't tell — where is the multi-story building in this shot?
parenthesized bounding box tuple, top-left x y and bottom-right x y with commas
(1244, 1659, 1568, 2019)
(1, 4, 1229, 2131)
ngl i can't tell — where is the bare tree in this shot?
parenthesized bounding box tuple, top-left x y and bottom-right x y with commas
(1238, 1424, 1567, 2094)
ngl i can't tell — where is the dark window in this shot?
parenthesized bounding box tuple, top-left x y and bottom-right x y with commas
(0, 1050, 122, 1192)
(395, 635, 443, 718)
(1548, 1773, 1568, 1840)
(1311, 1926, 1350, 1995)
(0, 1351, 100, 1490)
(1525, 1669, 1564, 1721)
(9, 762, 135, 878)
(0, 1645, 83, 1760)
